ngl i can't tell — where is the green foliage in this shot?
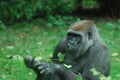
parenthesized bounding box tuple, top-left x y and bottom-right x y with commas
(57, 52, 65, 62)
(57, 51, 72, 69)
(34, 15, 80, 28)
(0, 20, 6, 30)
(0, 0, 38, 23)
(105, 22, 116, 29)
(38, 0, 76, 14)
(0, 0, 101, 24)
(90, 68, 101, 76)
(90, 68, 111, 80)
(46, 15, 80, 27)
(0, 55, 35, 80)
(82, 0, 100, 9)
(0, 0, 76, 24)
(34, 56, 52, 62)
(76, 73, 82, 80)
(63, 64, 72, 69)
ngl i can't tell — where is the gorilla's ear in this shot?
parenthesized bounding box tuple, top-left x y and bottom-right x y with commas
(88, 28, 92, 40)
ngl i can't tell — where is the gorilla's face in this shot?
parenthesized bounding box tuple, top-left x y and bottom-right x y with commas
(66, 31, 82, 51)
(66, 29, 93, 57)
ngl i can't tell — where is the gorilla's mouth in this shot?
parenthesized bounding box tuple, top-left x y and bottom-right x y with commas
(67, 45, 78, 51)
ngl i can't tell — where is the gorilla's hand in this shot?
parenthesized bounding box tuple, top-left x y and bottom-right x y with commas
(24, 56, 64, 75)
(24, 56, 35, 68)
(35, 61, 60, 75)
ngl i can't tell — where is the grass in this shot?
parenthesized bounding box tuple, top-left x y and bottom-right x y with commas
(0, 18, 120, 80)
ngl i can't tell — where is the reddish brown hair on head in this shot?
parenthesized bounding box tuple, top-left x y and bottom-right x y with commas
(70, 20, 94, 31)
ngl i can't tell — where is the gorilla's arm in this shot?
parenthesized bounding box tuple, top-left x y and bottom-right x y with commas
(24, 56, 41, 74)
(24, 55, 77, 80)
(51, 38, 67, 63)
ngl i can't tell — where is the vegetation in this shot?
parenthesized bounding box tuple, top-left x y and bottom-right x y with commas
(0, 0, 81, 24)
(1, 0, 120, 24)
(0, 17, 120, 80)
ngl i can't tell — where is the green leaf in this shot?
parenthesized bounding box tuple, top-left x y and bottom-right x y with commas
(90, 68, 111, 80)
(63, 64, 72, 69)
(57, 52, 65, 62)
(90, 68, 101, 76)
(76, 73, 82, 80)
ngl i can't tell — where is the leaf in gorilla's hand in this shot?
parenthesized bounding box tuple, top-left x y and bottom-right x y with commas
(58, 52, 65, 62)
(35, 56, 42, 61)
(63, 64, 72, 69)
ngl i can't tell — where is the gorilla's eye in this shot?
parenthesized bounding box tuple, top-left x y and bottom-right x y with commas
(67, 33, 81, 38)
(88, 30, 92, 40)
(67, 33, 82, 44)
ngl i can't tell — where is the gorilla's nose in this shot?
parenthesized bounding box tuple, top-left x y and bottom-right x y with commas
(68, 41, 77, 46)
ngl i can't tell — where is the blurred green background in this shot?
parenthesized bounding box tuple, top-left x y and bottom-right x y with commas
(0, 0, 120, 80)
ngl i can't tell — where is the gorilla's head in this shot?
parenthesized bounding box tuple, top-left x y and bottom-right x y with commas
(66, 20, 99, 56)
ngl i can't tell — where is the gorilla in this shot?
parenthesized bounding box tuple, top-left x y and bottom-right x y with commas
(24, 20, 110, 80)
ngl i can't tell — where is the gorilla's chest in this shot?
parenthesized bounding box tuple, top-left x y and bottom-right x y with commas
(64, 55, 87, 73)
